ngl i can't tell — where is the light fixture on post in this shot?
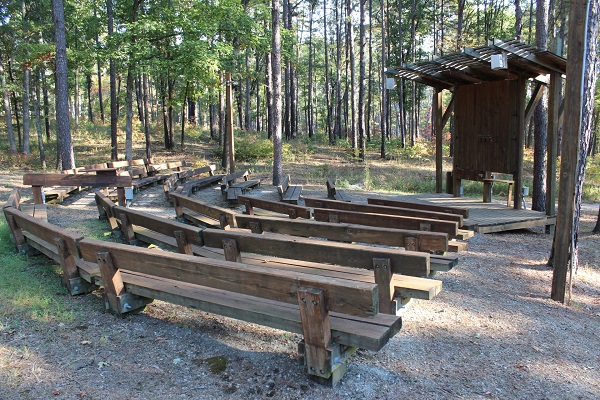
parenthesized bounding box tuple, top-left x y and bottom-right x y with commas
(491, 53, 508, 70)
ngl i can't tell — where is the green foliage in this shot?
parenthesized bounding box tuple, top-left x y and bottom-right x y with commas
(584, 155, 600, 202)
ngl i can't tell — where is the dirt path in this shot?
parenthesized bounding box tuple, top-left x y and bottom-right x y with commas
(1, 172, 599, 399)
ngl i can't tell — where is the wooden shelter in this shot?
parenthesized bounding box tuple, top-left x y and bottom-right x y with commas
(388, 39, 567, 219)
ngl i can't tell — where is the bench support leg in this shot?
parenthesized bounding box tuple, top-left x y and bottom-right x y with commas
(222, 238, 242, 262)
(4, 214, 29, 254)
(298, 288, 350, 386)
(96, 251, 152, 314)
(118, 212, 137, 245)
(55, 238, 97, 295)
(373, 258, 395, 314)
(174, 230, 193, 255)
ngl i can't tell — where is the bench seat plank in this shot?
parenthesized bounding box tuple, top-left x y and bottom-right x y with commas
(282, 185, 302, 204)
(121, 270, 399, 351)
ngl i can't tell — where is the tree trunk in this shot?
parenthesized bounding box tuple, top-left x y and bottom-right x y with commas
(161, 77, 171, 149)
(532, 0, 549, 211)
(34, 67, 46, 169)
(1, 57, 17, 155)
(334, 0, 342, 141)
(125, 68, 135, 161)
(181, 81, 189, 149)
(366, 0, 373, 143)
(53, 0, 74, 169)
(74, 67, 80, 127)
(42, 71, 50, 141)
(307, 2, 315, 138)
(22, 66, 31, 155)
(142, 73, 151, 159)
(8, 61, 21, 149)
(135, 75, 144, 128)
(515, 0, 522, 40)
(593, 206, 600, 234)
(210, 101, 218, 141)
(347, 0, 357, 149)
(266, 51, 273, 139)
(271, 0, 283, 186)
(108, 0, 118, 161)
(97, 53, 105, 123)
(380, 0, 387, 158)
(358, 0, 366, 160)
(324, 0, 332, 143)
(87, 73, 94, 122)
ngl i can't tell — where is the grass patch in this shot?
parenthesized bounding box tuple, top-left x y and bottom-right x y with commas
(0, 218, 76, 329)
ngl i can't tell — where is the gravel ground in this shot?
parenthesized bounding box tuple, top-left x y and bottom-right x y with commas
(1, 172, 599, 400)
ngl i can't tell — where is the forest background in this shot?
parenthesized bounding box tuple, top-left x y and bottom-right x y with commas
(0, 0, 599, 214)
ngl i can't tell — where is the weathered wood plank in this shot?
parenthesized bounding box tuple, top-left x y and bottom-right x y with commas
(238, 195, 312, 219)
(201, 229, 430, 277)
(305, 197, 463, 226)
(23, 173, 132, 188)
(367, 197, 469, 218)
(234, 214, 448, 254)
(121, 270, 397, 351)
(170, 192, 237, 227)
(313, 208, 459, 237)
(78, 238, 379, 317)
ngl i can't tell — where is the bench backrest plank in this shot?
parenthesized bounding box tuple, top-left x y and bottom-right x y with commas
(113, 206, 204, 247)
(313, 208, 459, 236)
(305, 197, 463, 226)
(4, 188, 21, 210)
(23, 173, 133, 188)
(367, 197, 469, 218)
(78, 238, 378, 317)
(201, 228, 430, 277)
(234, 214, 448, 254)
(3, 206, 82, 256)
(238, 195, 311, 219)
(169, 192, 237, 226)
(177, 165, 216, 180)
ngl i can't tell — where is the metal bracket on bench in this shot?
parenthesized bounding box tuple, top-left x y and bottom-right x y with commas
(404, 236, 418, 251)
(298, 340, 358, 387)
(248, 221, 263, 234)
(63, 276, 98, 296)
(103, 292, 153, 314)
(419, 222, 432, 231)
(328, 213, 339, 224)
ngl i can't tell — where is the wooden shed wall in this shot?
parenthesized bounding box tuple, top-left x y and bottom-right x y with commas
(454, 80, 521, 175)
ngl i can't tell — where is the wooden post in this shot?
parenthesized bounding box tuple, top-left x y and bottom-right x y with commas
(546, 71, 561, 233)
(552, 0, 590, 303)
(434, 89, 444, 193)
(222, 238, 242, 262)
(117, 187, 126, 207)
(55, 237, 96, 295)
(514, 76, 526, 210)
(297, 288, 332, 379)
(373, 258, 393, 314)
(225, 72, 235, 173)
(96, 251, 125, 313)
(172, 195, 184, 219)
(32, 186, 44, 204)
(174, 230, 192, 255)
(96, 251, 151, 313)
(4, 214, 28, 253)
(118, 212, 137, 245)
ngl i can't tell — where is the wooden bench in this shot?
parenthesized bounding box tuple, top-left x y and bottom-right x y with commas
(3, 196, 404, 385)
(483, 178, 514, 207)
(107, 205, 440, 311)
(327, 179, 351, 202)
(238, 195, 312, 219)
(3, 203, 97, 296)
(78, 237, 399, 385)
(23, 172, 133, 206)
(221, 170, 261, 203)
(170, 192, 237, 229)
(305, 197, 464, 226)
(163, 164, 223, 197)
(277, 174, 302, 204)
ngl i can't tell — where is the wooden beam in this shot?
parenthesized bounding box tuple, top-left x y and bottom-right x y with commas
(234, 214, 449, 254)
(552, 0, 590, 303)
(441, 95, 455, 128)
(23, 173, 132, 188)
(367, 197, 468, 218)
(524, 81, 546, 124)
(546, 72, 561, 231)
(313, 208, 458, 237)
(434, 89, 444, 193)
(492, 39, 566, 74)
(201, 228, 430, 277)
(514, 76, 526, 210)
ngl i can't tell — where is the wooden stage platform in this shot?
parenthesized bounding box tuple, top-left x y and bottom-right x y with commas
(385, 193, 556, 234)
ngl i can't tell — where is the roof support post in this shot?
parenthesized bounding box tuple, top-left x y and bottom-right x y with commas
(514, 76, 526, 210)
(545, 72, 561, 233)
(433, 89, 444, 193)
